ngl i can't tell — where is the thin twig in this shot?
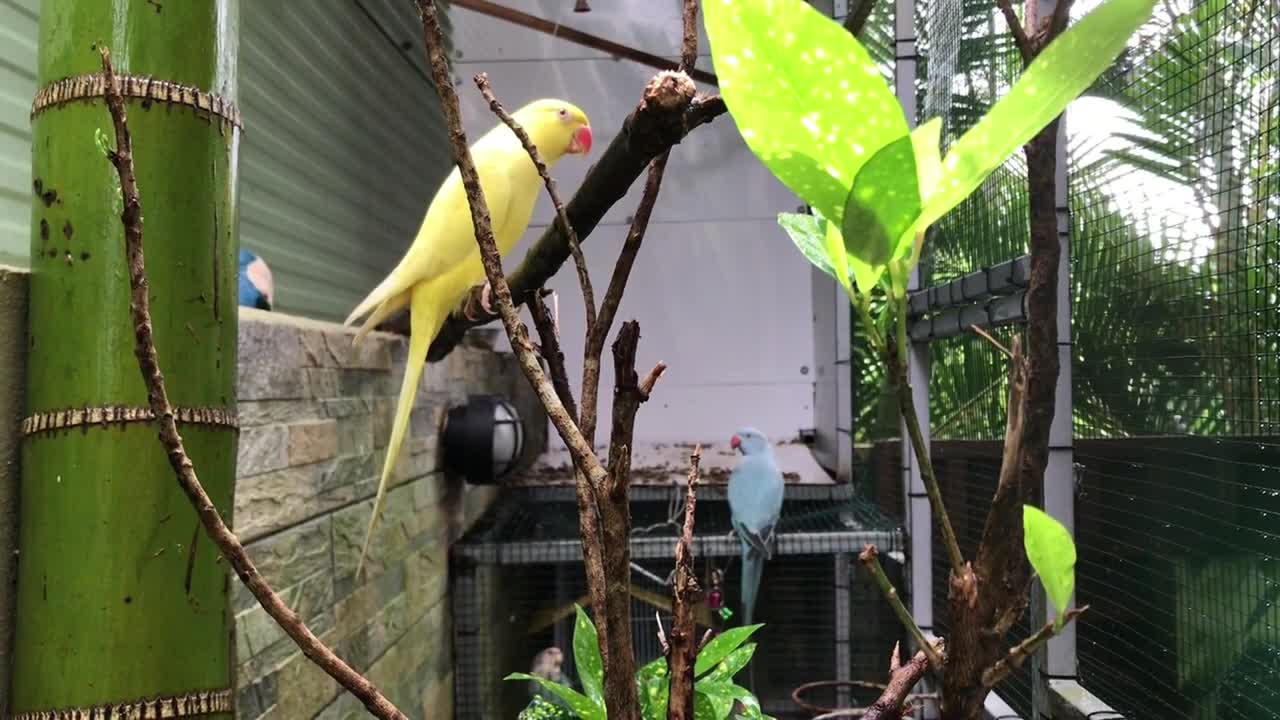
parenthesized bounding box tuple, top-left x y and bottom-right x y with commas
(528, 289, 578, 421)
(968, 324, 1013, 359)
(981, 605, 1089, 687)
(581, 153, 671, 443)
(996, 0, 1034, 62)
(475, 72, 596, 331)
(890, 294, 967, 579)
(858, 545, 943, 670)
(97, 46, 408, 720)
(413, 0, 608, 490)
(667, 445, 702, 720)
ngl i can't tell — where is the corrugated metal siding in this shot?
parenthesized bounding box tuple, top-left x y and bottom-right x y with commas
(0, 0, 38, 267)
(239, 0, 454, 320)
(0, 0, 454, 321)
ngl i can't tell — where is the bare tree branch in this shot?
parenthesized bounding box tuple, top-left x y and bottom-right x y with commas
(996, 0, 1034, 62)
(580, 150, 672, 444)
(859, 544, 943, 670)
(981, 606, 1089, 687)
(412, 0, 609, 490)
(475, 72, 597, 331)
(528, 289, 578, 421)
(667, 445, 702, 720)
(97, 45, 408, 720)
(862, 644, 943, 720)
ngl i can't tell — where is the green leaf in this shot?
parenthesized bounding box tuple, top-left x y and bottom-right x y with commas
(919, 0, 1159, 229)
(696, 643, 757, 686)
(694, 682, 737, 720)
(1023, 505, 1077, 629)
(636, 657, 669, 720)
(695, 624, 764, 677)
(704, 0, 910, 225)
(778, 213, 839, 281)
(506, 673, 602, 720)
(572, 605, 605, 707)
(841, 132, 922, 292)
(519, 695, 580, 720)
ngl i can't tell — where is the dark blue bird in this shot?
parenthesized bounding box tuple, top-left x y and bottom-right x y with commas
(238, 249, 274, 311)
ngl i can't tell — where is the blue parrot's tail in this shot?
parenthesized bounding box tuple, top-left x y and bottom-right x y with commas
(741, 546, 765, 627)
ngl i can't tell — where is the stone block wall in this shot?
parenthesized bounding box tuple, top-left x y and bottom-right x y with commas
(232, 308, 544, 719)
(0, 269, 545, 720)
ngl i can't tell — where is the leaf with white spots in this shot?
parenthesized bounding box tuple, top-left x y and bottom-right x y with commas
(918, 0, 1160, 229)
(704, 0, 909, 225)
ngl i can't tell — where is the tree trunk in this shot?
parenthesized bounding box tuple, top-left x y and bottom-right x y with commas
(13, 2, 240, 716)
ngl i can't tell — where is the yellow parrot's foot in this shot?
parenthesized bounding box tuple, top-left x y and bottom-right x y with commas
(479, 281, 495, 315)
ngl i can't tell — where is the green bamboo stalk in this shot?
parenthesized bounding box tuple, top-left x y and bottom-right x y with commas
(13, 2, 240, 716)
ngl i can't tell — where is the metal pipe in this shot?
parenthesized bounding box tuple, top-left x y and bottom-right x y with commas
(451, 0, 719, 86)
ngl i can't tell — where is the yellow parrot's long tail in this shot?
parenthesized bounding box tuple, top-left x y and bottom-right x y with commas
(353, 290, 411, 347)
(355, 281, 449, 579)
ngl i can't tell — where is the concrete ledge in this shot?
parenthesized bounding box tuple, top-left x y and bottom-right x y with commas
(1049, 679, 1127, 719)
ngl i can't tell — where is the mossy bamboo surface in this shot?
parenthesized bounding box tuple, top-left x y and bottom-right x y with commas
(12, 1, 240, 716)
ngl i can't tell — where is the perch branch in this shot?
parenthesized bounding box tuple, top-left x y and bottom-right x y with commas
(413, 0, 608, 491)
(667, 445, 702, 720)
(425, 84, 725, 361)
(843, 0, 880, 37)
(968, 324, 1013, 360)
(996, 0, 1034, 62)
(528, 289, 578, 421)
(97, 46, 408, 720)
(475, 72, 596, 331)
(858, 545, 942, 670)
(981, 606, 1089, 687)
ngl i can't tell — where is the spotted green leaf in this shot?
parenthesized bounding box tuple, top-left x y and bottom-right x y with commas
(636, 657, 669, 720)
(1023, 505, 1077, 630)
(518, 695, 579, 720)
(704, 0, 909, 226)
(695, 642, 757, 686)
(778, 212, 841, 282)
(506, 674, 601, 720)
(694, 682, 738, 720)
(571, 605, 605, 707)
(695, 624, 764, 677)
(918, 0, 1160, 229)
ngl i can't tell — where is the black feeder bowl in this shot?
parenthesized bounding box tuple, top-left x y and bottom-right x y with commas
(442, 394, 525, 485)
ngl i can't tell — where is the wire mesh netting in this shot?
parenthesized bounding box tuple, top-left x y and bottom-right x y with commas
(1069, 1, 1280, 716)
(450, 488, 905, 719)
(859, 0, 1279, 717)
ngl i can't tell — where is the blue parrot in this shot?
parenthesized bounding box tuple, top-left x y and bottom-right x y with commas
(728, 427, 785, 627)
(238, 249, 274, 311)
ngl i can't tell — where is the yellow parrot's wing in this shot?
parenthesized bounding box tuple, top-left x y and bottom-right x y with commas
(343, 143, 518, 329)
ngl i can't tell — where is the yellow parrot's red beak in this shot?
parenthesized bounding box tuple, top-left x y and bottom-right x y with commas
(568, 125, 593, 155)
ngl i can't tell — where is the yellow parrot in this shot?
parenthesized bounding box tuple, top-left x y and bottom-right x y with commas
(345, 99, 592, 578)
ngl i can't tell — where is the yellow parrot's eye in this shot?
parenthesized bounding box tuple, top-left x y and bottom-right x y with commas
(558, 108, 568, 119)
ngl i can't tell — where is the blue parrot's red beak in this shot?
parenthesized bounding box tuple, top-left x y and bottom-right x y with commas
(730, 434, 741, 451)
(569, 125, 593, 155)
